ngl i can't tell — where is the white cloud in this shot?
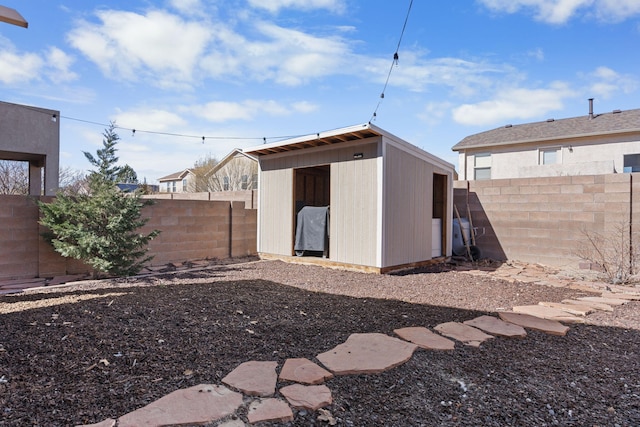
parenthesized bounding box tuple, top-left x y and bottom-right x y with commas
(586, 66, 638, 99)
(452, 82, 576, 126)
(111, 108, 188, 131)
(478, 0, 640, 23)
(187, 99, 313, 122)
(67, 10, 212, 88)
(247, 0, 346, 14)
(44, 47, 77, 83)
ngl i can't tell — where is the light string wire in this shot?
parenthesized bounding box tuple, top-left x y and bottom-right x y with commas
(369, 0, 414, 123)
(5, 102, 305, 144)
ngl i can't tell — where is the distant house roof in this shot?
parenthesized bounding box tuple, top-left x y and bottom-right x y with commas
(158, 169, 193, 182)
(452, 108, 640, 152)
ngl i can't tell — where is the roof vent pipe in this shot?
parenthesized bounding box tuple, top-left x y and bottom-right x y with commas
(589, 98, 594, 119)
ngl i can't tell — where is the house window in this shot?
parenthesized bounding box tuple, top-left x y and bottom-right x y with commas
(223, 176, 229, 191)
(241, 175, 248, 190)
(624, 154, 640, 172)
(474, 153, 491, 180)
(171, 181, 176, 192)
(540, 148, 559, 165)
(182, 178, 187, 192)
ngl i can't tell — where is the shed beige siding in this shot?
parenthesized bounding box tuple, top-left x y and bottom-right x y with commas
(382, 144, 435, 267)
(258, 165, 293, 255)
(330, 144, 379, 266)
(258, 138, 381, 266)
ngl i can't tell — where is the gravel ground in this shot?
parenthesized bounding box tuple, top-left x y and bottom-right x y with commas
(1, 258, 639, 426)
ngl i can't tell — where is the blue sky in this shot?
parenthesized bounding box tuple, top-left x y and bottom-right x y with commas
(1, 0, 639, 183)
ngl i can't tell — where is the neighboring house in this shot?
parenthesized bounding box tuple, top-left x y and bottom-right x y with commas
(244, 123, 455, 273)
(452, 100, 640, 180)
(116, 183, 159, 193)
(204, 149, 258, 192)
(0, 101, 60, 195)
(158, 169, 196, 193)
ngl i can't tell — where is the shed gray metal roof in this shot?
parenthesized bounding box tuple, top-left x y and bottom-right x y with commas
(452, 108, 640, 151)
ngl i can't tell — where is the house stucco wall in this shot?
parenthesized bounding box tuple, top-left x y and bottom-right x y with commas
(0, 101, 60, 195)
(459, 133, 640, 180)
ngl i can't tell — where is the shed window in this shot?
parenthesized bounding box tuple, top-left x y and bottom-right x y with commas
(540, 148, 559, 165)
(474, 153, 491, 180)
(624, 154, 640, 172)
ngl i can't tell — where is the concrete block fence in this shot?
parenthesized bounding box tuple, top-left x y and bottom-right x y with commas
(454, 173, 640, 269)
(0, 195, 257, 280)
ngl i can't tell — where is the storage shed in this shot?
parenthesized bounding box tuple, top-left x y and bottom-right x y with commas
(244, 123, 455, 273)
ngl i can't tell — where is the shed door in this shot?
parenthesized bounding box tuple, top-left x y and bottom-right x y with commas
(293, 165, 330, 255)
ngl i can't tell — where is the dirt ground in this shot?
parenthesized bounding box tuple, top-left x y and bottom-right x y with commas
(1, 258, 639, 426)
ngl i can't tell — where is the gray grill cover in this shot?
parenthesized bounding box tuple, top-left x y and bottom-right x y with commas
(294, 206, 329, 254)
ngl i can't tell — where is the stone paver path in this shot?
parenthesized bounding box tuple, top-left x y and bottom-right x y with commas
(116, 384, 243, 427)
(394, 326, 456, 350)
(434, 322, 495, 347)
(463, 315, 527, 338)
(65, 271, 639, 427)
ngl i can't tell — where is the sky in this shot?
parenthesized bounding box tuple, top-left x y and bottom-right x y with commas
(1, 0, 639, 184)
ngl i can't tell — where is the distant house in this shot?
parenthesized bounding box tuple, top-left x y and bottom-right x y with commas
(204, 149, 258, 192)
(158, 169, 195, 193)
(452, 100, 640, 180)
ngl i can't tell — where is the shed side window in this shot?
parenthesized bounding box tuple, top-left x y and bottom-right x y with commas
(474, 153, 491, 180)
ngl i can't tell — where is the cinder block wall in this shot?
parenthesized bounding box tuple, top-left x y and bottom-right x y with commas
(454, 174, 640, 268)
(0, 196, 257, 280)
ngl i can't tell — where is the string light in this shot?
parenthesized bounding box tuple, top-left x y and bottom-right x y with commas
(6, 102, 304, 144)
(369, 0, 414, 123)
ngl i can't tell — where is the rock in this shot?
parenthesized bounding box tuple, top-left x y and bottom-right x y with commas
(512, 305, 585, 323)
(280, 384, 332, 410)
(499, 312, 569, 336)
(463, 316, 527, 338)
(246, 399, 293, 424)
(117, 384, 242, 427)
(75, 419, 116, 427)
(316, 333, 417, 375)
(222, 361, 278, 397)
(538, 302, 595, 316)
(576, 296, 628, 306)
(393, 326, 456, 350)
(279, 358, 334, 384)
(561, 299, 613, 312)
(434, 322, 494, 347)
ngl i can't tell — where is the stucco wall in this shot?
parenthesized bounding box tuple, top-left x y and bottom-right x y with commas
(458, 134, 640, 180)
(0, 195, 256, 280)
(0, 101, 60, 195)
(454, 173, 640, 268)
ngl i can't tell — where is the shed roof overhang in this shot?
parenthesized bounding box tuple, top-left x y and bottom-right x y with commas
(244, 123, 381, 156)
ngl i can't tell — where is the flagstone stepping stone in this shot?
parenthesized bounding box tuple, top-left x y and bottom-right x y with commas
(600, 292, 640, 301)
(117, 384, 243, 427)
(434, 322, 494, 347)
(393, 326, 455, 350)
(247, 398, 294, 424)
(463, 316, 527, 338)
(279, 358, 333, 384)
(316, 333, 417, 375)
(512, 305, 585, 323)
(562, 299, 613, 312)
(576, 296, 628, 306)
(222, 361, 278, 397)
(499, 312, 569, 336)
(75, 419, 116, 427)
(280, 384, 333, 410)
(538, 302, 595, 316)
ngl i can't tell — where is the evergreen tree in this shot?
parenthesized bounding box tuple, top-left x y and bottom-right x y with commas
(38, 123, 160, 277)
